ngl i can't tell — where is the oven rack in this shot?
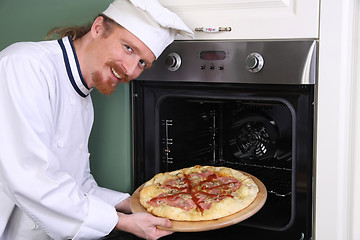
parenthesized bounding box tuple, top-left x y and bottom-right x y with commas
(218, 160, 292, 198)
(166, 158, 292, 198)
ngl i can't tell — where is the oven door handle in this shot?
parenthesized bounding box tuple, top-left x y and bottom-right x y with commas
(194, 26, 232, 33)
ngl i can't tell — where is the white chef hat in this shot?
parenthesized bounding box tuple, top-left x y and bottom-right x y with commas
(103, 0, 194, 59)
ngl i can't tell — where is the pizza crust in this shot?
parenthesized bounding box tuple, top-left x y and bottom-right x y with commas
(139, 165, 259, 221)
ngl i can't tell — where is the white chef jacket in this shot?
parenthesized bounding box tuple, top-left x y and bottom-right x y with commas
(0, 36, 130, 239)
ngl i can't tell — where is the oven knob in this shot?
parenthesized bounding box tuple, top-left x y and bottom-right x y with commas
(245, 53, 264, 73)
(165, 53, 182, 71)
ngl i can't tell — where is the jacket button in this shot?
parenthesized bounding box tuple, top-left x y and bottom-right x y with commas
(32, 222, 39, 230)
(57, 140, 64, 148)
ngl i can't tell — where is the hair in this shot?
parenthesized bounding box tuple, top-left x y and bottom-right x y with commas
(45, 14, 118, 41)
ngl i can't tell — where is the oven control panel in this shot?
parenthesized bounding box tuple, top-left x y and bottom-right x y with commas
(166, 51, 265, 74)
(137, 40, 317, 85)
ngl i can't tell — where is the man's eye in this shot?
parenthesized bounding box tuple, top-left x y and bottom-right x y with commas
(125, 45, 133, 53)
(139, 60, 146, 68)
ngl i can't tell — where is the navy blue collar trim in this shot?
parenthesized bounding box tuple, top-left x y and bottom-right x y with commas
(58, 36, 90, 98)
(68, 36, 90, 91)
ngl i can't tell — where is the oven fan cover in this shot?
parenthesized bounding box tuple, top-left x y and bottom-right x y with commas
(229, 114, 279, 161)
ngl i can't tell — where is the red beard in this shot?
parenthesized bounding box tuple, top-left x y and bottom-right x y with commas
(92, 71, 116, 95)
(92, 61, 129, 95)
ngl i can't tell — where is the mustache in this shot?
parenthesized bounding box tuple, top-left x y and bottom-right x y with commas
(106, 61, 130, 82)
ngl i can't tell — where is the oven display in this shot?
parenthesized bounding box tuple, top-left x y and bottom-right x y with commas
(200, 51, 226, 60)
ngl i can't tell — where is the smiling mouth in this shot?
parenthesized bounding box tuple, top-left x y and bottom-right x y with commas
(111, 67, 122, 80)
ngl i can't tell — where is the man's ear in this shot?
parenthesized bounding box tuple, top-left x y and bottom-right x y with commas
(90, 16, 105, 38)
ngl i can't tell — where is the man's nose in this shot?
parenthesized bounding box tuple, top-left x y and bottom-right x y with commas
(122, 58, 138, 77)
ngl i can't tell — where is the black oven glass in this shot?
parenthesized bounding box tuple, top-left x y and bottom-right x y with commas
(131, 81, 314, 240)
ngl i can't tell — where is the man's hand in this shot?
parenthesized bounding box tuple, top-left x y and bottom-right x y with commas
(115, 212, 173, 240)
(115, 197, 132, 213)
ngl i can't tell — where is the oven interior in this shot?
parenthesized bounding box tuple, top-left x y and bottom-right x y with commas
(158, 95, 294, 229)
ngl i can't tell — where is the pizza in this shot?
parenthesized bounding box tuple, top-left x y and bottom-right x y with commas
(139, 165, 259, 221)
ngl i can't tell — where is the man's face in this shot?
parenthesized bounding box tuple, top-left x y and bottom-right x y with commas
(83, 17, 156, 95)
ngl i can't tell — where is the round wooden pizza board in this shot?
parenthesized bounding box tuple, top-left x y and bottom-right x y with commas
(130, 171, 267, 232)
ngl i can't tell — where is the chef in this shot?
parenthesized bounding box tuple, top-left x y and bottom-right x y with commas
(0, 0, 193, 239)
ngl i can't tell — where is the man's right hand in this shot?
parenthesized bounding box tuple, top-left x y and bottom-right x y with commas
(115, 212, 173, 240)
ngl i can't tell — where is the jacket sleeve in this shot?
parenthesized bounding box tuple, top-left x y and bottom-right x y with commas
(0, 45, 121, 239)
(81, 165, 130, 207)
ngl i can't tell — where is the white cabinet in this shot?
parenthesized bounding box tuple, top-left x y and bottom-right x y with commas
(160, 0, 320, 40)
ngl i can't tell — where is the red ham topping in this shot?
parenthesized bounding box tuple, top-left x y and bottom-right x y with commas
(147, 170, 242, 213)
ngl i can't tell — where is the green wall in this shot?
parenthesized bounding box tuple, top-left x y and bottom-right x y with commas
(89, 87, 132, 193)
(0, 0, 133, 193)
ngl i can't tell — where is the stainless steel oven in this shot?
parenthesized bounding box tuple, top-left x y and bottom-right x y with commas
(130, 40, 316, 240)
